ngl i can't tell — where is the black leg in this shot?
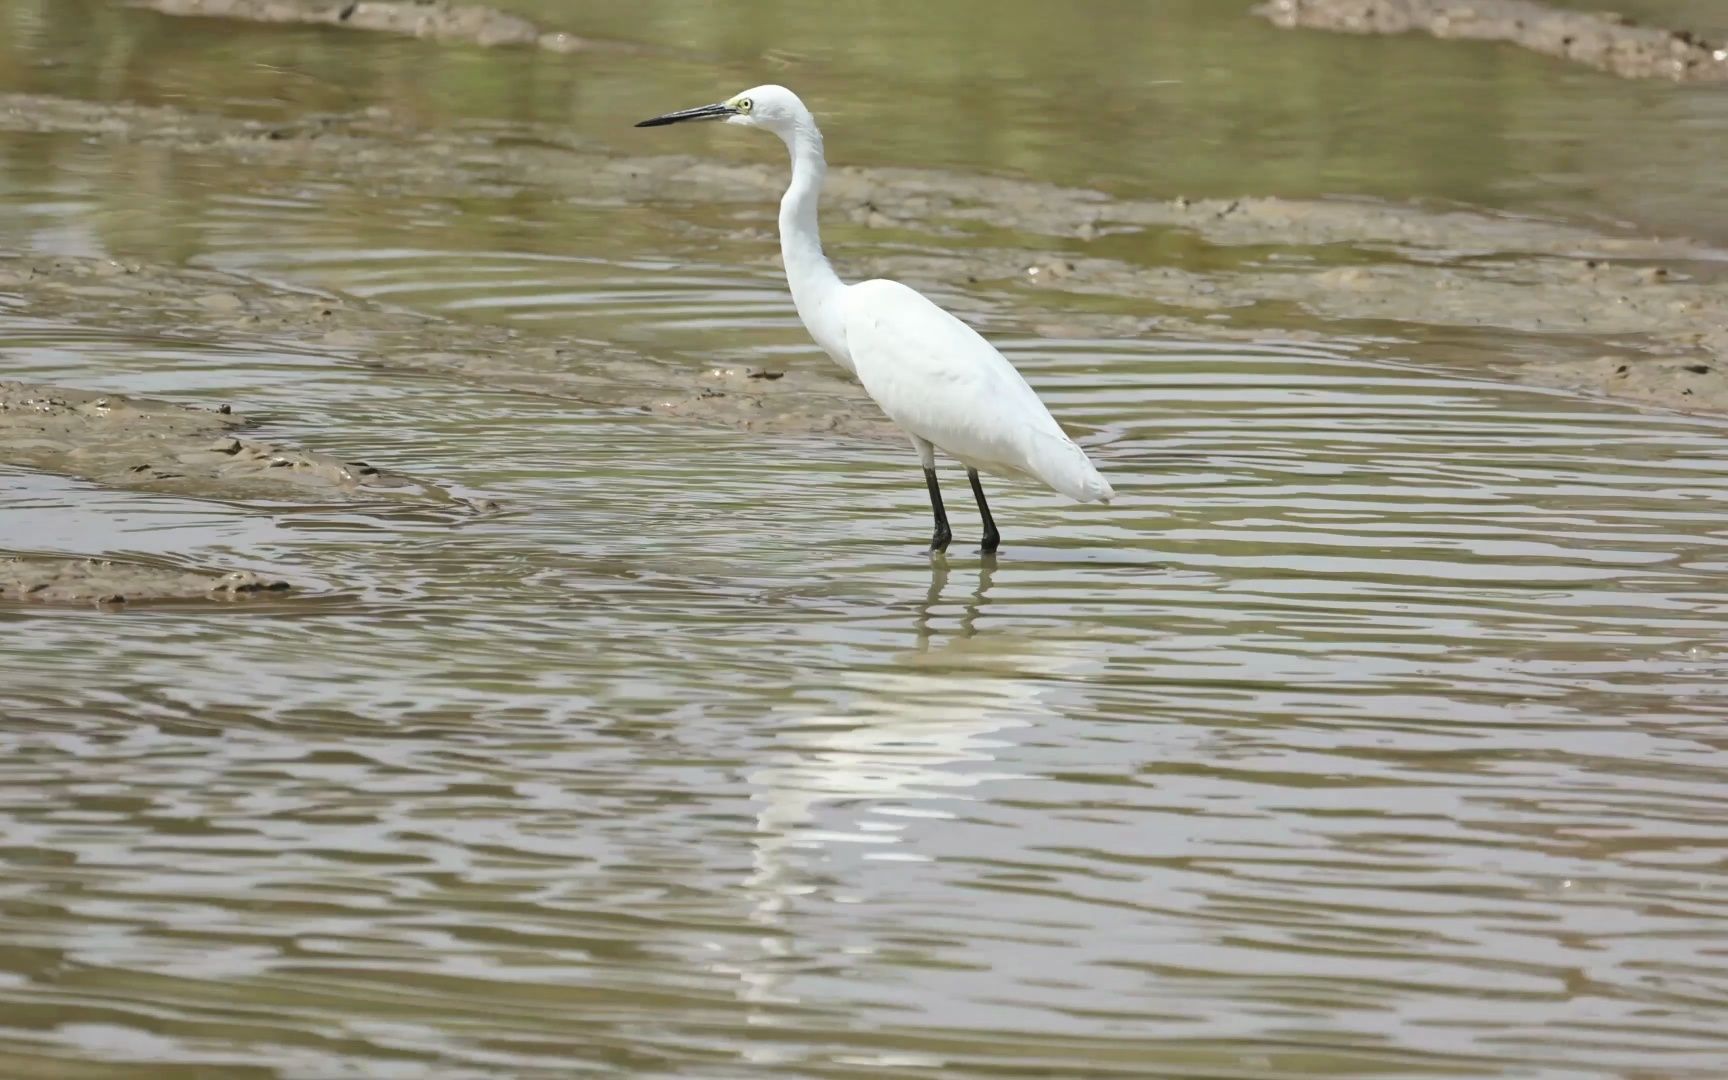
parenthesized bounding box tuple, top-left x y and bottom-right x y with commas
(923, 466, 952, 552)
(968, 468, 1000, 553)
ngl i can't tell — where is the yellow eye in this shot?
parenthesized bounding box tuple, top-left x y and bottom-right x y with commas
(736, 98, 753, 114)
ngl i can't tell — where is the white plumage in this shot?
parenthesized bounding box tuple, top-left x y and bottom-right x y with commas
(638, 84, 1113, 552)
(843, 279, 1114, 504)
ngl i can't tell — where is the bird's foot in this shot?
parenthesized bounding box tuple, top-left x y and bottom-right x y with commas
(928, 528, 952, 554)
(980, 529, 1000, 554)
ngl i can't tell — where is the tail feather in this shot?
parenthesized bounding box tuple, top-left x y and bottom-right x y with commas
(1024, 429, 1114, 503)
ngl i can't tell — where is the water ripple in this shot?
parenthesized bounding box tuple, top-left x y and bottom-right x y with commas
(4, 135, 1728, 1080)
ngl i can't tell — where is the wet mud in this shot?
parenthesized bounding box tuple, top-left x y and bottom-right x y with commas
(1517, 352, 1728, 412)
(1, 552, 290, 607)
(1254, 0, 1728, 83)
(946, 243, 1728, 415)
(0, 376, 451, 504)
(0, 249, 892, 441)
(128, 0, 595, 53)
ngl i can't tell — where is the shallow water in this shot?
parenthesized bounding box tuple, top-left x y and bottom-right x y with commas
(4, 2, 1728, 1078)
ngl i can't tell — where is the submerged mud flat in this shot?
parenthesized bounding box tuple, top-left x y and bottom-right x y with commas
(966, 241, 1728, 414)
(0, 249, 891, 441)
(1, 553, 290, 606)
(1255, 0, 1728, 83)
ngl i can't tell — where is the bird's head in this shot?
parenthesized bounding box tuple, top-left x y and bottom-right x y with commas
(635, 84, 809, 139)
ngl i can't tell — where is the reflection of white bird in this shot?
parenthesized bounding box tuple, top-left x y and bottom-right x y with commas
(730, 616, 1100, 1011)
(638, 85, 1114, 554)
(719, 565, 1093, 1011)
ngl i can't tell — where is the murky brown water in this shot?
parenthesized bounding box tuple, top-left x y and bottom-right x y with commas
(4, 2, 1728, 1077)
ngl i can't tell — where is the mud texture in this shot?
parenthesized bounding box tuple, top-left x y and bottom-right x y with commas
(3, 91, 1727, 421)
(1254, 0, 1728, 83)
(128, 0, 592, 53)
(1, 553, 290, 607)
(960, 244, 1728, 415)
(1517, 353, 1727, 412)
(0, 374, 450, 503)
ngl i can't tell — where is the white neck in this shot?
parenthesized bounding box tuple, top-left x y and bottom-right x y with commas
(774, 115, 852, 371)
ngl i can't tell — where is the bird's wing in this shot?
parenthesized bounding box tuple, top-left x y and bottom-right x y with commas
(841, 279, 1112, 502)
(842, 278, 1055, 463)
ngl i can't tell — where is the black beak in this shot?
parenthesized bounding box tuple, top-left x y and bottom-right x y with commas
(635, 102, 734, 128)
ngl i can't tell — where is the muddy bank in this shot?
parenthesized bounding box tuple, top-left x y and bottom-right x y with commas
(941, 245, 1728, 415)
(1254, 0, 1728, 83)
(1517, 352, 1728, 412)
(127, 0, 594, 53)
(1, 552, 290, 607)
(0, 375, 453, 503)
(4, 91, 1727, 418)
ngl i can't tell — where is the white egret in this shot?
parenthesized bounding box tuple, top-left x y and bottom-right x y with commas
(637, 85, 1113, 553)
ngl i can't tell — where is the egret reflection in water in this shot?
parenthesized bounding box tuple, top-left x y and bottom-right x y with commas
(732, 562, 1101, 1004)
